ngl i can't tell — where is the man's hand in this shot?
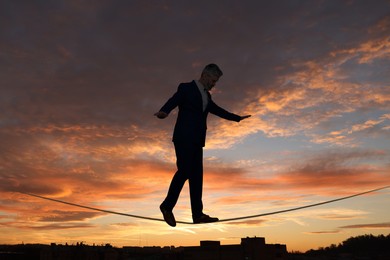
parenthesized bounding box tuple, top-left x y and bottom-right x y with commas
(154, 111, 168, 119)
(240, 115, 251, 121)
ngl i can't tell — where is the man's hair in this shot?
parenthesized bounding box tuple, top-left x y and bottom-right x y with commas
(202, 63, 223, 77)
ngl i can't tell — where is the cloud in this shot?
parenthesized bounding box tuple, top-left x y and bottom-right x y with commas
(225, 219, 267, 227)
(0, 0, 389, 249)
(204, 30, 390, 148)
(0, 121, 177, 199)
(1, 222, 96, 230)
(110, 222, 138, 227)
(305, 230, 341, 235)
(277, 148, 390, 191)
(311, 115, 390, 146)
(204, 147, 390, 196)
(38, 211, 102, 222)
(339, 222, 390, 229)
(311, 209, 368, 220)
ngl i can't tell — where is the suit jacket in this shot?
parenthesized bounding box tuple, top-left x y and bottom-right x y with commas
(160, 80, 241, 147)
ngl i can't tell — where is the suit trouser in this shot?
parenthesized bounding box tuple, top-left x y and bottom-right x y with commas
(161, 142, 203, 219)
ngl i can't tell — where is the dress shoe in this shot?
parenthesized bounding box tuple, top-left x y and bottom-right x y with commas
(160, 205, 176, 227)
(193, 213, 219, 224)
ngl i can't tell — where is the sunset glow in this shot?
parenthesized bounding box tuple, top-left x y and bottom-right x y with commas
(1, 1, 389, 252)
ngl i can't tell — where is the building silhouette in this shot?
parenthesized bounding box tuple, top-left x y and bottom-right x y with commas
(179, 237, 287, 260)
(0, 236, 287, 260)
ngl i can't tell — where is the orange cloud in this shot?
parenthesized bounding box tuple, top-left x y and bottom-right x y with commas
(200, 148, 390, 198)
(201, 34, 390, 149)
(312, 209, 368, 220)
(305, 230, 340, 234)
(1, 222, 96, 231)
(339, 222, 390, 229)
(38, 211, 102, 222)
(225, 219, 267, 227)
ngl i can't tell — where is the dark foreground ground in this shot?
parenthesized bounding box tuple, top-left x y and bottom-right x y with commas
(1, 234, 389, 260)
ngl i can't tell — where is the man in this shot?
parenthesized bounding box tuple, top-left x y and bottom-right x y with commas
(154, 64, 251, 227)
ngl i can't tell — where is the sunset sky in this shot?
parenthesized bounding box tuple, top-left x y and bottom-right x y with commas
(1, 0, 389, 252)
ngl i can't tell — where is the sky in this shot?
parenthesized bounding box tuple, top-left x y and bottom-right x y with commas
(0, 0, 389, 252)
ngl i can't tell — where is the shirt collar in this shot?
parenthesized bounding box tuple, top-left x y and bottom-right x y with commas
(195, 80, 207, 92)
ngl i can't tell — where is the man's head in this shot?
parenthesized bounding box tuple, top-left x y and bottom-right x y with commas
(200, 63, 223, 91)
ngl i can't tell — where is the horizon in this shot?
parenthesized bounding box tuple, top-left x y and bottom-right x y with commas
(1, 0, 389, 253)
(2, 232, 390, 253)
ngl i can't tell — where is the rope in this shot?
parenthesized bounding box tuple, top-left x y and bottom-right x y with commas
(20, 185, 389, 225)
(21, 192, 186, 224)
(217, 185, 390, 223)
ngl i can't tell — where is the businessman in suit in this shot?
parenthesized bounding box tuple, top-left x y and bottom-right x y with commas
(154, 64, 251, 227)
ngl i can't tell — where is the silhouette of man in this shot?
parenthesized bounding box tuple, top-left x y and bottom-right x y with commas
(154, 64, 251, 227)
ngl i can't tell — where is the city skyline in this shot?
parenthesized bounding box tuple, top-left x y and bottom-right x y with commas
(1, 0, 389, 252)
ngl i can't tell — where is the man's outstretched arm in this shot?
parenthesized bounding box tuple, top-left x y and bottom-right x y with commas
(239, 115, 251, 121)
(208, 100, 251, 122)
(154, 111, 168, 119)
(154, 84, 185, 119)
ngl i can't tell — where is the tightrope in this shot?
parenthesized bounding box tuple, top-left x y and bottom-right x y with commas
(20, 186, 389, 225)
